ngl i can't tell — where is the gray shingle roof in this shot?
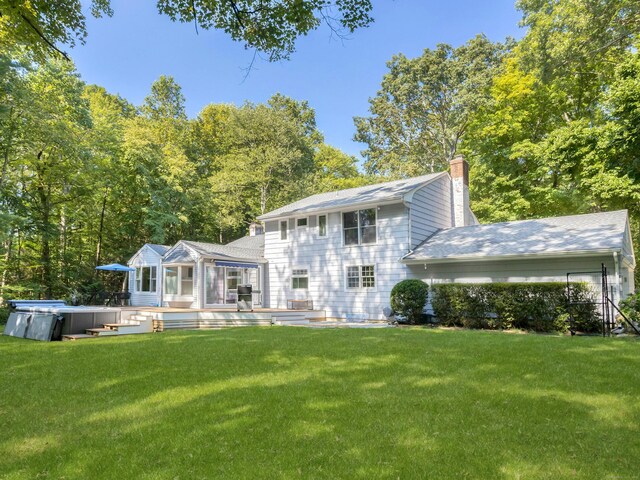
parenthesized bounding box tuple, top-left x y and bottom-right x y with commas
(162, 244, 197, 263)
(147, 244, 170, 256)
(226, 234, 265, 251)
(182, 240, 264, 261)
(257, 172, 446, 220)
(403, 210, 629, 262)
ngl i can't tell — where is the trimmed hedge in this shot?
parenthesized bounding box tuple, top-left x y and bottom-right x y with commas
(391, 279, 429, 324)
(430, 282, 600, 333)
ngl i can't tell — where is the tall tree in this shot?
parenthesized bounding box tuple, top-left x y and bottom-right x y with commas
(463, 0, 640, 284)
(1, 0, 373, 62)
(209, 101, 316, 237)
(354, 35, 508, 177)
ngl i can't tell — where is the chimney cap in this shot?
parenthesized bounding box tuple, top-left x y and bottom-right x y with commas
(450, 154, 469, 186)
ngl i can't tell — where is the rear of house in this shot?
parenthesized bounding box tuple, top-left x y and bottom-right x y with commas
(257, 169, 475, 320)
(126, 156, 635, 320)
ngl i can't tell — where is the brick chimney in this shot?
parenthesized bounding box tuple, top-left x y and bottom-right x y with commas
(450, 155, 470, 227)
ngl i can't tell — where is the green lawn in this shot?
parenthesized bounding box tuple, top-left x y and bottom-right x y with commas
(1, 328, 639, 479)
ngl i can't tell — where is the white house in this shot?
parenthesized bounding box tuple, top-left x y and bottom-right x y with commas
(128, 156, 635, 320)
(127, 244, 169, 307)
(129, 236, 265, 309)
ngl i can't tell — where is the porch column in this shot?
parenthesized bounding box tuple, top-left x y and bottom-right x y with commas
(198, 259, 205, 309)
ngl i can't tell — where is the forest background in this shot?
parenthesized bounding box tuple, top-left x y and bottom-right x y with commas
(1, 0, 639, 300)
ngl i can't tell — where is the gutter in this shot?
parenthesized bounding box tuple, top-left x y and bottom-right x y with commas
(401, 248, 620, 265)
(257, 173, 447, 222)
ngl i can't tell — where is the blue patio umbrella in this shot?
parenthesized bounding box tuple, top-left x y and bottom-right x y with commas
(95, 263, 135, 272)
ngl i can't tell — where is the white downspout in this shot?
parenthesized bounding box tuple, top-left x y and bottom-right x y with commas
(613, 252, 622, 306)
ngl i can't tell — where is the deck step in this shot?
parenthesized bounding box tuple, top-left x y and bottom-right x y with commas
(85, 328, 119, 336)
(273, 316, 309, 326)
(103, 322, 140, 329)
(62, 334, 96, 341)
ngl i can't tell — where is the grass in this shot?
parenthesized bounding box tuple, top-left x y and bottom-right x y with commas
(0, 328, 639, 479)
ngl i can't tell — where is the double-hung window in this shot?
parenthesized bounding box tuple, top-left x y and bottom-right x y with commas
(343, 208, 376, 245)
(291, 268, 309, 289)
(318, 215, 327, 237)
(346, 265, 375, 289)
(136, 266, 157, 292)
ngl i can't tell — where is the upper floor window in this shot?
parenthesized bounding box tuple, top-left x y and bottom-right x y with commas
(297, 218, 308, 228)
(280, 220, 288, 240)
(136, 266, 157, 292)
(318, 215, 327, 237)
(343, 208, 376, 245)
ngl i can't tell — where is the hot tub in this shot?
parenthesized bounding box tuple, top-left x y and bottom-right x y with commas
(14, 305, 124, 335)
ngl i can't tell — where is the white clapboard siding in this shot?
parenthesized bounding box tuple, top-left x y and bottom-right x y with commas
(622, 221, 635, 266)
(408, 174, 453, 249)
(407, 255, 618, 301)
(264, 202, 412, 320)
(128, 246, 163, 307)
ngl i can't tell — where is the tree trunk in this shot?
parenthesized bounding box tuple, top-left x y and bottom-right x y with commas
(0, 233, 14, 304)
(0, 106, 15, 191)
(35, 151, 53, 298)
(95, 187, 109, 271)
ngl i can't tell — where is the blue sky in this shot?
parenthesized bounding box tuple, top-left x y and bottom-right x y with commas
(71, 1, 523, 159)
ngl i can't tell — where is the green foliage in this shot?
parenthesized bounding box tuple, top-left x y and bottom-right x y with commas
(0, 55, 364, 301)
(390, 279, 429, 324)
(431, 282, 600, 333)
(0, 0, 112, 61)
(1, 0, 373, 62)
(620, 291, 640, 325)
(354, 35, 508, 177)
(462, 2, 640, 284)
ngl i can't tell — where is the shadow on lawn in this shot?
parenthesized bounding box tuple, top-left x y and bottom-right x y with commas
(0, 329, 639, 478)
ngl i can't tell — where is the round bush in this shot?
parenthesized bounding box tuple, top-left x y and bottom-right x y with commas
(390, 280, 429, 324)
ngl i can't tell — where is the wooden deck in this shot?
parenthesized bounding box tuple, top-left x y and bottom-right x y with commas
(119, 306, 326, 331)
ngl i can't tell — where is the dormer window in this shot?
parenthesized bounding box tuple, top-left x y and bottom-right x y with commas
(343, 208, 376, 245)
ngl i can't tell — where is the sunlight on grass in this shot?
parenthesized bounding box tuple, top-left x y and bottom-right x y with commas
(0, 328, 639, 479)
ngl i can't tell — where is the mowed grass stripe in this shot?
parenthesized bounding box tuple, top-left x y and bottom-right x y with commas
(0, 328, 639, 479)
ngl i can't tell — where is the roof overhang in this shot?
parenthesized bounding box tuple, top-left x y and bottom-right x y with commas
(163, 255, 266, 265)
(257, 199, 405, 222)
(127, 243, 160, 265)
(401, 248, 621, 265)
(402, 172, 449, 204)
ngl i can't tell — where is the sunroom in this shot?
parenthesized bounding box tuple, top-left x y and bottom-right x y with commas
(161, 240, 266, 309)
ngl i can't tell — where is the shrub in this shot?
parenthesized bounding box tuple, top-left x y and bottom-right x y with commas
(390, 280, 429, 324)
(431, 282, 600, 333)
(620, 291, 640, 325)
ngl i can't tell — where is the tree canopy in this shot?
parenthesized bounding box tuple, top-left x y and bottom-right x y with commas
(0, 58, 367, 299)
(354, 35, 508, 177)
(0, 0, 374, 62)
(354, 0, 640, 283)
